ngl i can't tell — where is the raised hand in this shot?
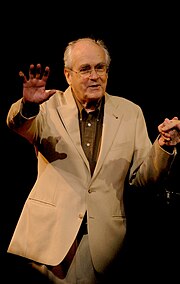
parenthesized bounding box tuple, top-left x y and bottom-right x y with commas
(20, 63, 56, 104)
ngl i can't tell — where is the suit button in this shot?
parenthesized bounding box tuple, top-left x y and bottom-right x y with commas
(78, 213, 84, 219)
(88, 189, 91, 193)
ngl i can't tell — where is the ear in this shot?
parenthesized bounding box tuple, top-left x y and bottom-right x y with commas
(64, 68, 72, 85)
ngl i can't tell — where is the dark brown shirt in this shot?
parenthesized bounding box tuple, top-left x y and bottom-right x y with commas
(75, 96, 104, 175)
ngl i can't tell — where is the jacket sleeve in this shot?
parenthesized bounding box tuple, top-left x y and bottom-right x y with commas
(6, 98, 39, 144)
(129, 137, 177, 187)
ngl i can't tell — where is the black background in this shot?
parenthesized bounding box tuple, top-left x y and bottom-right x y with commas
(1, 4, 179, 282)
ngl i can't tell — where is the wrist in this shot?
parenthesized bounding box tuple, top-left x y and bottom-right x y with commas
(158, 136, 174, 153)
(21, 99, 39, 118)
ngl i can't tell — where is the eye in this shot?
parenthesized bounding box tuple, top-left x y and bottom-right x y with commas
(79, 65, 91, 73)
(95, 64, 106, 70)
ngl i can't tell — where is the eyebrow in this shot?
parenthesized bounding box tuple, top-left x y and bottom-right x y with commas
(79, 63, 106, 68)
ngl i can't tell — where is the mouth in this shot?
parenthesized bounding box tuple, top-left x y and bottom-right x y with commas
(88, 84, 101, 90)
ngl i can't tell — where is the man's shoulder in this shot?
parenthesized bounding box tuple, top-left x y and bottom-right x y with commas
(105, 92, 139, 108)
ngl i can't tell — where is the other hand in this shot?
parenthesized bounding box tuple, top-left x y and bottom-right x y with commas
(158, 117, 180, 146)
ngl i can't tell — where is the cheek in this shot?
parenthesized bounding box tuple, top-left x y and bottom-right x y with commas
(64, 71, 72, 85)
(73, 79, 85, 90)
(71, 81, 86, 98)
(101, 77, 108, 90)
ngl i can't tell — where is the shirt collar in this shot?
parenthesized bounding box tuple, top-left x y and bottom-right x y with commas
(73, 94, 104, 120)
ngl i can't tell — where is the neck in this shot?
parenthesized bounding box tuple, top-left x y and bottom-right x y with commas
(80, 98, 102, 113)
(71, 89, 102, 113)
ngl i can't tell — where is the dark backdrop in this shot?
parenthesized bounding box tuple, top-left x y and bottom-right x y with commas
(1, 4, 179, 282)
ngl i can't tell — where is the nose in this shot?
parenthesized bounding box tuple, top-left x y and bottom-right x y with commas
(89, 68, 99, 78)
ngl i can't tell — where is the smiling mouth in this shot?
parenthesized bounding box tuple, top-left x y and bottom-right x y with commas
(89, 85, 100, 89)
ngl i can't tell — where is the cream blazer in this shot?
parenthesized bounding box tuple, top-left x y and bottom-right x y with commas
(6, 86, 176, 273)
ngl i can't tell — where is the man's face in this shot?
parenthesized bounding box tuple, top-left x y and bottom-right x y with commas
(64, 39, 108, 105)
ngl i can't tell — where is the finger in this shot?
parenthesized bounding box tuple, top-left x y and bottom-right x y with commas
(19, 71, 27, 83)
(162, 120, 180, 131)
(161, 134, 171, 141)
(29, 64, 35, 79)
(161, 132, 171, 138)
(36, 63, 41, 79)
(171, 116, 178, 120)
(42, 66, 50, 81)
(172, 119, 180, 124)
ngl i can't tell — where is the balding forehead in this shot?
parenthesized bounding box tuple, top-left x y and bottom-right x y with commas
(72, 40, 106, 64)
(72, 38, 103, 51)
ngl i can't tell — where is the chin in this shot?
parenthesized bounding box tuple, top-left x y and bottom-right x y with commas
(87, 92, 103, 101)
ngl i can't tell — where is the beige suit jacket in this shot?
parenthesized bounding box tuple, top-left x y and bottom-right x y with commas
(6, 86, 176, 273)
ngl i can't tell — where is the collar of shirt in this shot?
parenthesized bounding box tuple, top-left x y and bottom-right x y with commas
(73, 94, 104, 121)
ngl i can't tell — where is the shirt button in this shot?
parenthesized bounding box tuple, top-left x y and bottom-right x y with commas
(87, 123, 91, 127)
(86, 143, 90, 147)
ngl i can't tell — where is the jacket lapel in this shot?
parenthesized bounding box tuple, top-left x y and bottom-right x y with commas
(56, 88, 122, 176)
(92, 94, 122, 179)
(57, 87, 90, 170)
